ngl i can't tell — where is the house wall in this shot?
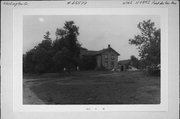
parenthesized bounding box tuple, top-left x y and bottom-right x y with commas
(100, 49, 118, 70)
(96, 55, 102, 68)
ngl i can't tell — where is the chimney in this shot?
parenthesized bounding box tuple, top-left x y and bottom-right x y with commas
(108, 44, 110, 48)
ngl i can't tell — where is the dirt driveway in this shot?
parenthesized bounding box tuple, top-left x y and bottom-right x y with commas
(23, 84, 44, 104)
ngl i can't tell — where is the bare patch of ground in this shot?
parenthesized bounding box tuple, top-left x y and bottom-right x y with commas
(23, 85, 44, 104)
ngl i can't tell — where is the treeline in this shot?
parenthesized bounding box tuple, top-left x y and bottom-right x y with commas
(23, 21, 96, 74)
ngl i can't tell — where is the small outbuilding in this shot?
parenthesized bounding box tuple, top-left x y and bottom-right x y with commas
(118, 59, 131, 71)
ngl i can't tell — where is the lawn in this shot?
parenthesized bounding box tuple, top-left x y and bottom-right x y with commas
(23, 71, 160, 104)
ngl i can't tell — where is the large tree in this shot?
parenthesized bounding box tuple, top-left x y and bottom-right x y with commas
(130, 55, 139, 69)
(39, 31, 52, 51)
(23, 21, 81, 73)
(54, 21, 80, 56)
(53, 21, 81, 71)
(23, 49, 36, 73)
(23, 31, 53, 73)
(52, 47, 73, 72)
(129, 20, 160, 68)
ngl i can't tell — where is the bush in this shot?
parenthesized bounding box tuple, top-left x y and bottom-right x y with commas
(147, 65, 160, 76)
(79, 56, 97, 70)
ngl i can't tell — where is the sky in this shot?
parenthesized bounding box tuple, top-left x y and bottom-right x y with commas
(23, 15, 160, 60)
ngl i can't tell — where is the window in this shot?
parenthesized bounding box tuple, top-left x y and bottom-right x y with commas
(104, 54, 108, 59)
(111, 55, 114, 60)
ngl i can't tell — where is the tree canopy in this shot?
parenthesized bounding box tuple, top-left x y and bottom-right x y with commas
(129, 20, 160, 68)
(52, 21, 81, 71)
(23, 21, 81, 73)
(130, 55, 140, 69)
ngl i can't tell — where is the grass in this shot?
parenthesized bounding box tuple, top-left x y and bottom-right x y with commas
(23, 71, 160, 104)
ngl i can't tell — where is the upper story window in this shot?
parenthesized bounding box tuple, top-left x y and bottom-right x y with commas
(111, 55, 115, 60)
(104, 54, 108, 60)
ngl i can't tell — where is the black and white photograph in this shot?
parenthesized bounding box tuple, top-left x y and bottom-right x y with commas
(1, 0, 179, 118)
(23, 15, 161, 105)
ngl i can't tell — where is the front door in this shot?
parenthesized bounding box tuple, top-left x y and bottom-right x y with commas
(121, 65, 124, 71)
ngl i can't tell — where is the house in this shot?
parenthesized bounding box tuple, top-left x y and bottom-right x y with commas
(118, 59, 131, 71)
(80, 45, 120, 70)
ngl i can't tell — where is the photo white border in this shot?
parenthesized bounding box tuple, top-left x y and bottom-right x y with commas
(13, 8, 168, 112)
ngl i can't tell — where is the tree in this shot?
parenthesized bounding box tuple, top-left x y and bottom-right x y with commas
(53, 21, 81, 71)
(129, 20, 160, 68)
(57, 21, 80, 55)
(38, 31, 52, 51)
(79, 55, 97, 70)
(23, 21, 81, 73)
(52, 47, 73, 72)
(23, 49, 36, 73)
(130, 55, 139, 69)
(32, 47, 52, 73)
(23, 31, 53, 73)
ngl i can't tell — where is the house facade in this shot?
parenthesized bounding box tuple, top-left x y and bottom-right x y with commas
(80, 45, 120, 70)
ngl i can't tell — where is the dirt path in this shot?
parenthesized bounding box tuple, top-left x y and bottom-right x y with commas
(23, 85, 44, 104)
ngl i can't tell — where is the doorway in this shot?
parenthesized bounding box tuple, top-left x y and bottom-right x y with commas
(121, 65, 124, 71)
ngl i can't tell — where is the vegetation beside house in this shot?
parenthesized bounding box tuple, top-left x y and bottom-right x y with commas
(129, 20, 160, 76)
(23, 21, 81, 73)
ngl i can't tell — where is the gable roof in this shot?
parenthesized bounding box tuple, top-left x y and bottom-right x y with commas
(97, 48, 120, 55)
(118, 59, 131, 65)
(80, 48, 98, 56)
(80, 46, 120, 56)
(81, 50, 99, 56)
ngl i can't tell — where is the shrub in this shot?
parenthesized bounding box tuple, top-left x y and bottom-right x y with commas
(79, 56, 97, 70)
(147, 65, 160, 76)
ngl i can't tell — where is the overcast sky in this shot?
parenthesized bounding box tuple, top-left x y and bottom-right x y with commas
(23, 15, 160, 60)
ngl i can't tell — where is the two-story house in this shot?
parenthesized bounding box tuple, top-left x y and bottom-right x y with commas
(80, 45, 120, 70)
